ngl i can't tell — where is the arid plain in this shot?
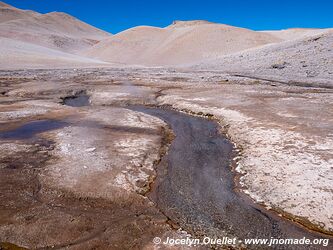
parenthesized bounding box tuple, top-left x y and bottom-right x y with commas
(0, 2, 332, 249)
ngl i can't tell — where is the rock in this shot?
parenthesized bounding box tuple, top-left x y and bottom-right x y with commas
(271, 62, 289, 69)
(85, 147, 96, 152)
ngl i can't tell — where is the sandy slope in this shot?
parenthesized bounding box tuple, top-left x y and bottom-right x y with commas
(84, 20, 281, 66)
(0, 37, 108, 69)
(0, 1, 112, 68)
(195, 29, 333, 85)
(0, 3, 111, 54)
(261, 28, 330, 41)
(0, 12, 110, 40)
(0, 2, 40, 23)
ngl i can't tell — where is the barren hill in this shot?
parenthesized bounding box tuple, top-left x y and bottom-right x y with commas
(0, 3, 111, 54)
(0, 1, 40, 23)
(195, 29, 333, 87)
(262, 28, 331, 41)
(0, 37, 108, 69)
(0, 1, 332, 73)
(83, 21, 281, 66)
(0, 1, 111, 68)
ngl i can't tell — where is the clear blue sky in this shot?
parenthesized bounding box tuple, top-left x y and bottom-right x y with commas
(4, 0, 333, 34)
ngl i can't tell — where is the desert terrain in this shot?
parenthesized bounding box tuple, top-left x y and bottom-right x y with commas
(0, 1, 332, 250)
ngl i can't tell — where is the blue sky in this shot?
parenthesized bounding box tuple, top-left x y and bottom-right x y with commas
(4, 0, 333, 34)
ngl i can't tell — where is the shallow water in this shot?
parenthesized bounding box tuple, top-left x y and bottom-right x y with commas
(131, 105, 331, 249)
(0, 120, 68, 139)
(62, 94, 90, 107)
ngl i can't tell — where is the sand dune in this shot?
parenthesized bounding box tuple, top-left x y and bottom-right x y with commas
(84, 20, 281, 66)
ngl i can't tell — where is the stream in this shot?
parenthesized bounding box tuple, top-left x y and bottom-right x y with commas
(131, 105, 331, 249)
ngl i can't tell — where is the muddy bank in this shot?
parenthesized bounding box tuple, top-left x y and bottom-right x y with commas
(131, 105, 331, 249)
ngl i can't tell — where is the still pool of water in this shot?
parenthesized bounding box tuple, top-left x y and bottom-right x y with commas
(0, 120, 68, 139)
